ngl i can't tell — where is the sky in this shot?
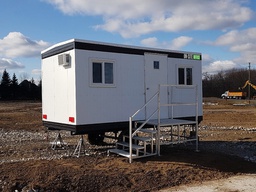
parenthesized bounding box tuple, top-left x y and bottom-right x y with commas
(0, 0, 256, 83)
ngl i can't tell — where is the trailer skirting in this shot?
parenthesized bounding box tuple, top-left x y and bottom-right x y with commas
(43, 116, 202, 135)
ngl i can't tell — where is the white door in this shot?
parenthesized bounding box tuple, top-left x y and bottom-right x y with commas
(144, 53, 168, 119)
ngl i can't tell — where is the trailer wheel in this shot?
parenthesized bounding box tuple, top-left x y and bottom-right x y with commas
(87, 132, 105, 145)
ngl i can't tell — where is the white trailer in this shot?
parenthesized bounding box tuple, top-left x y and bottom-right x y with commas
(41, 39, 202, 147)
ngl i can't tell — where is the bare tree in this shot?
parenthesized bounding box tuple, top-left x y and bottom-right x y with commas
(203, 68, 256, 98)
(19, 72, 29, 83)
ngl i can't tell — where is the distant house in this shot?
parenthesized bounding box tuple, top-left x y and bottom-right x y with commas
(19, 80, 41, 100)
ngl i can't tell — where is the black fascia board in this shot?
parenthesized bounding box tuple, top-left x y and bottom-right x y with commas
(74, 41, 184, 59)
(41, 40, 195, 60)
(41, 42, 74, 59)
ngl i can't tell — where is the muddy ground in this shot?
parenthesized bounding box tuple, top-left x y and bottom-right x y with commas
(0, 99, 256, 192)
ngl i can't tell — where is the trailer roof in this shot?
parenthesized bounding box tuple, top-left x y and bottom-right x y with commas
(41, 39, 201, 60)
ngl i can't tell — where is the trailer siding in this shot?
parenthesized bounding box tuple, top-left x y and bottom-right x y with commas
(75, 49, 145, 125)
(42, 50, 76, 124)
(42, 39, 202, 134)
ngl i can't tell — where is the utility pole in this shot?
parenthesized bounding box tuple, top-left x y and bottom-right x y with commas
(248, 62, 251, 103)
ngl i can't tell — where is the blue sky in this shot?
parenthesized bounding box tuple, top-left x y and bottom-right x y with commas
(0, 0, 256, 83)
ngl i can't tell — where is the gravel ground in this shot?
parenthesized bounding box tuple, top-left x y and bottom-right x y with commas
(1, 125, 255, 164)
(0, 128, 113, 164)
(198, 126, 256, 163)
(161, 174, 256, 192)
(0, 100, 256, 191)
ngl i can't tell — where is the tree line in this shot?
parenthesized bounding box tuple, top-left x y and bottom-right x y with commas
(1, 68, 255, 100)
(203, 68, 256, 98)
(0, 69, 41, 100)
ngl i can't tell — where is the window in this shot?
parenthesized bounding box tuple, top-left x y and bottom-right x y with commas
(178, 68, 185, 84)
(104, 62, 113, 84)
(178, 67, 193, 85)
(186, 68, 192, 85)
(91, 60, 115, 86)
(153, 61, 159, 69)
(92, 62, 102, 83)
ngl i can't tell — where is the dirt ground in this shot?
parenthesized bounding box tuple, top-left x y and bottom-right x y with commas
(0, 99, 256, 192)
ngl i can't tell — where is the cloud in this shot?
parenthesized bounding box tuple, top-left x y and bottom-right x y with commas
(202, 60, 238, 74)
(140, 37, 159, 47)
(0, 58, 25, 70)
(214, 28, 256, 64)
(202, 54, 241, 74)
(202, 54, 213, 63)
(44, 0, 253, 38)
(215, 28, 256, 46)
(32, 69, 41, 75)
(140, 36, 192, 50)
(202, 27, 256, 73)
(0, 32, 50, 58)
(170, 36, 193, 50)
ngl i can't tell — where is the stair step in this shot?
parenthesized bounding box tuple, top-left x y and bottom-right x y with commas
(108, 149, 137, 158)
(133, 136, 152, 142)
(123, 135, 153, 142)
(133, 128, 157, 134)
(116, 141, 144, 150)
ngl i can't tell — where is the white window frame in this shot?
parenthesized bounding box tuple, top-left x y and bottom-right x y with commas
(89, 59, 116, 87)
(177, 66, 193, 85)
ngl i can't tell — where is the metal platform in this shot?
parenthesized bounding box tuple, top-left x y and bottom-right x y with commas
(108, 84, 200, 163)
(138, 118, 196, 127)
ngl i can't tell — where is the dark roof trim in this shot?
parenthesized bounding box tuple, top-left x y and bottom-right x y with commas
(42, 40, 201, 60)
(41, 42, 74, 59)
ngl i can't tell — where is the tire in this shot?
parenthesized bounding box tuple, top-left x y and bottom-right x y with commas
(87, 132, 105, 145)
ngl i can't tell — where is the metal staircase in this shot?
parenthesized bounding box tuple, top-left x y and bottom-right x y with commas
(108, 84, 199, 163)
(108, 125, 157, 161)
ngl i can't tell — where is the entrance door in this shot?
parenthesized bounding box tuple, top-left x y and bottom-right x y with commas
(144, 53, 168, 119)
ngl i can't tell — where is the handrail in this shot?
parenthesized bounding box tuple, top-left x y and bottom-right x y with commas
(128, 84, 199, 163)
(160, 103, 197, 106)
(129, 89, 160, 163)
(132, 108, 158, 137)
(131, 91, 159, 118)
(160, 84, 197, 88)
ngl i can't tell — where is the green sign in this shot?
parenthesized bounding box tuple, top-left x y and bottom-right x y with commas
(193, 54, 201, 60)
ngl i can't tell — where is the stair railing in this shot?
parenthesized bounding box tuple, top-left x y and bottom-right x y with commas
(128, 84, 199, 163)
(129, 89, 160, 163)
